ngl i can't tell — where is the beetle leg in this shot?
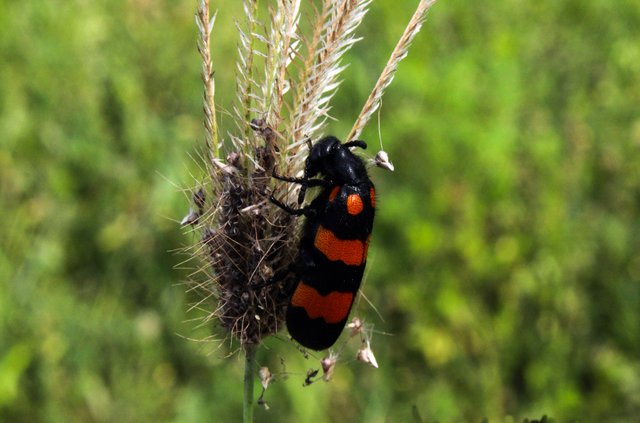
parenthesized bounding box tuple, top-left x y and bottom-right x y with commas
(272, 172, 332, 188)
(272, 172, 306, 184)
(301, 179, 332, 188)
(270, 195, 316, 217)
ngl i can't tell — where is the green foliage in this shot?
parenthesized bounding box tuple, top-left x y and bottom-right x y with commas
(1, 0, 639, 422)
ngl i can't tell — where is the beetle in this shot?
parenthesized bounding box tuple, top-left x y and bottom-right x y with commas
(271, 135, 376, 350)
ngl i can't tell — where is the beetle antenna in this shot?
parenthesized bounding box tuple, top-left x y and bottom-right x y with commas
(344, 140, 367, 150)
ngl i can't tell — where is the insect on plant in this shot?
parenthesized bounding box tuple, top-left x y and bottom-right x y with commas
(184, 0, 436, 418)
(271, 136, 376, 350)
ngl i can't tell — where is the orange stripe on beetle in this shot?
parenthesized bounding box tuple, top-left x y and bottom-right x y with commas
(370, 187, 375, 208)
(363, 235, 371, 261)
(328, 186, 340, 202)
(290, 282, 354, 323)
(314, 225, 365, 266)
(346, 194, 364, 215)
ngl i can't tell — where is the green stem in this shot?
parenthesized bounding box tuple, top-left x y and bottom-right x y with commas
(243, 343, 257, 423)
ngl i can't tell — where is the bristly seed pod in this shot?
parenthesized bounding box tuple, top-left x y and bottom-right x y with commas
(184, 120, 296, 348)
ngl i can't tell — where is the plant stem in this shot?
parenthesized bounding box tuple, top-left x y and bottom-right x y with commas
(243, 343, 257, 423)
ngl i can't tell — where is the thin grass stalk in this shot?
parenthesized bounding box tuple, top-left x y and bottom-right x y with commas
(347, 0, 436, 141)
(243, 343, 257, 423)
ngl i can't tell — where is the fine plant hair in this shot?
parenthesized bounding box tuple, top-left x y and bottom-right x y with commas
(184, 0, 436, 371)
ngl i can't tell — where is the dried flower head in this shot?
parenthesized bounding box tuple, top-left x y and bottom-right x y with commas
(259, 366, 273, 390)
(346, 316, 364, 337)
(374, 150, 395, 172)
(356, 340, 379, 368)
(321, 354, 338, 382)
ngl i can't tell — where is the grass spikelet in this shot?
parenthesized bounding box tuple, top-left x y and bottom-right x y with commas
(196, 0, 219, 157)
(234, 0, 260, 141)
(289, 0, 372, 170)
(348, 0, 437, 141)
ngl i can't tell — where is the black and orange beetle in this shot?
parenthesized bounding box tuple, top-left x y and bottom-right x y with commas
(271, 136, 375, 350)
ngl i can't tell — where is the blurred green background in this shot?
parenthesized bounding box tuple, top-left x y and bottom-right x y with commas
(2, 0, 639, 421)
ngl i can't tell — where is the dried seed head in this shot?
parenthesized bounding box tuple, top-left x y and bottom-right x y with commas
(181, 188, 208, 226)
(321, 354, 337, 382)
(257, 366, 273, 410)
(356, 340, 379, 369)
(259, 366, 273, 390)
(346, 317, 363, 337)
(180, 208, 199, 226)
(374, 150, 395, 172)
(193, 187, 206, 210)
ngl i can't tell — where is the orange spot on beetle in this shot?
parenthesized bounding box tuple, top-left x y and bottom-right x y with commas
(329, 186, 340, 202)
(347, 194, 364, 215)
(291, 282, 354, 323)
(370, 187, 376, 208)
(314, 226, 365, 266)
